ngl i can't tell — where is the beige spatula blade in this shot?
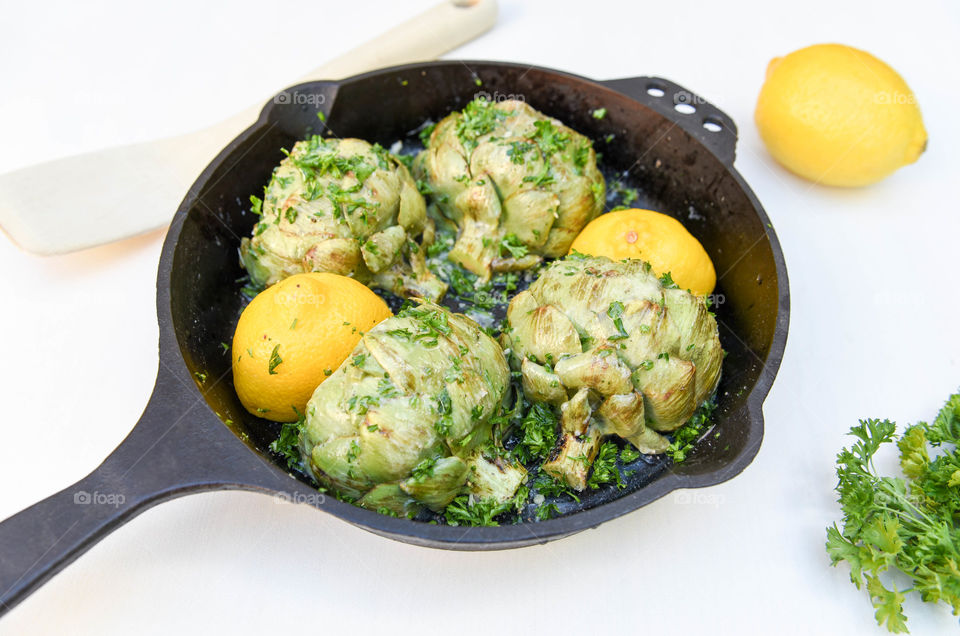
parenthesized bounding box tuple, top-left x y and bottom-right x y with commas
(0, 0, 497, 255)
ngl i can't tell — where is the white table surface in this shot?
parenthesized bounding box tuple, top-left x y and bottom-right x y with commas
(1, 0, 958, 633)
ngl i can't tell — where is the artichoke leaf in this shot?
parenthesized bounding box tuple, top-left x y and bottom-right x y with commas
(541, 424, 602, 491)
(310, 436, 372, 498)
(445, 377, 495, 443)
(361, 225, 406, 273)
(560, 387, 597, 436)
(520, 358, 567, 405)
(595, 391, 645, 439)
(357, 404, 439, 483)
(465, 452, 527, 504)
(362, 320, 426, 393)
(357, 484, 422, 518)
(302, 371, 356, 448)
(663, 288, 723, 404)
(400, 456, 469, 511)
(505, 291, 581, 363)
(397, 174, 427, 233)
(491, 254, 544, 272)
(303, 237, 362, 277)
(553, 349, 633, 396)
(500, 189, 559, 248)
(447, 311, 510, 390)
(371, 260, 448, 303)
(447, 180, 502, 278)
(625, 427, 670, 455)
(631, 357, 697, 431)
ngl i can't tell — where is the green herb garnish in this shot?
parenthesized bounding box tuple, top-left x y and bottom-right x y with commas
(444, 495, 516, 527)
(500, 233, 529, 259)
(270, 407, 304, 470)
(606, 301, 629, 340)
(513, 402, 559, 463)
(826, 392, 960, 632)
(587, 441, 625, 489)
(268, 344, 283, 375)
(667, 400, 716, 463)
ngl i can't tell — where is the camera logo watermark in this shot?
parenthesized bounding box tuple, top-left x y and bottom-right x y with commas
(474, 90, 525, 103)
(706, 293, 726, 307)
(273, 492, 326, 506)
(673, 491, 725, 507)
(74, 491, 125, 507)
(273, 91, 328, 107)
(273, 289, 326, 306)
(673, 90, 710, 106)
(873, 90, 916, 105)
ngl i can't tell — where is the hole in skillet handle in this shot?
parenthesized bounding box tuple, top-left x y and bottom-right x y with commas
(703, 118, 723, 133)
(600, 76, 738, 165)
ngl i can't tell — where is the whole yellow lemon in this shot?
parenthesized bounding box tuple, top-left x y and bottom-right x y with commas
(232, 273, 391, 422)
(755, 43, 926, 187)
(569, 208, 716, 296)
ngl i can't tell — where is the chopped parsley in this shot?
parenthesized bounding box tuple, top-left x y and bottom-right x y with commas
(535, 502, 560, 521)
(434, 388, 453, 436)
(268, 345, 283, 375)
(419, 122, 436, 146)
(410, 457, 438, 481)
(500, 234, 529, 259)
(587, 441, 625, 489)
(456, 98, 507, 156)
(444, 495, 514, 527)
(512, 401, 559, 463)
(659, 271, 680, 289)
(399, 303, 452, 347)
(668, 399, 717, 463)
(607, 301, 629, 340)
(534, 474, 580, 503)
(269, 407, 304, 470)
(620, 446, 642, 463)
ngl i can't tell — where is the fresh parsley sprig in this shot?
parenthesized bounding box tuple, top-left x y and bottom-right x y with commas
(826, 392, 960, 633)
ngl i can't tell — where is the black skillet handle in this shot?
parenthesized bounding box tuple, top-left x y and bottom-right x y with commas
(600, 76, 739, 165)
(0, 363, 282, 617)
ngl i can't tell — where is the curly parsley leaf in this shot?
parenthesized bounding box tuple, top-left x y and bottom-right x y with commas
(667, 399, 717, 463)
(826, 391, 960, 632)
(512, 401, 559, 464)
(587, 441, 625, 489)
(270, 407, 304, 470)
(444, 495, 514, 527)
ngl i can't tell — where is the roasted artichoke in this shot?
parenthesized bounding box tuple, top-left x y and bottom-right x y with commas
(415, 98, 605, 279)
(241, 136, 446, 301)
(502, 256, 723, 490)
(300, 301, 526, 515)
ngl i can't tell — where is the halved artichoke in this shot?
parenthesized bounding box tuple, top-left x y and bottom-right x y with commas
(502, 256, 723, 490)
(241, 136, 446, 301)
(415, 98, 605, 280)
(300, 301, 525, 515)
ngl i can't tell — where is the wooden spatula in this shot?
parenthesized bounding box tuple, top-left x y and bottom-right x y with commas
(0, 0, 497, 255)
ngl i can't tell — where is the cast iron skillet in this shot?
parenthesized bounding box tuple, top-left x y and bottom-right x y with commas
(0, 61, 789, 616)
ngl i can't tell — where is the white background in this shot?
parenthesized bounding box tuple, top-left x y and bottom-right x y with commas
(1, 0, 958, 633)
